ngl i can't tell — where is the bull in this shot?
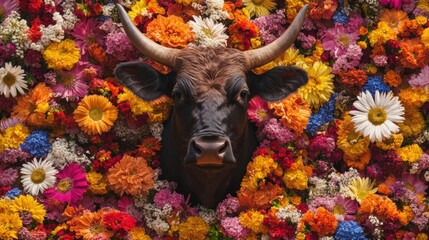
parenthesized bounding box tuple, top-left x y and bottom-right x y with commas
(114, 4, 309, 208)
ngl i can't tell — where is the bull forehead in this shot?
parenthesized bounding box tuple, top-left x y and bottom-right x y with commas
(175, 47, 248, 96)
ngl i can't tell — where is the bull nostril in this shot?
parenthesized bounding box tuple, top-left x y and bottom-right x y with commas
(218, 142, 227, 154)
(192, 140, 202, 155)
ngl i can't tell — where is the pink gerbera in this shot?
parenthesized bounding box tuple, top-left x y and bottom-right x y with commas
(247, 96, 272, 126)
(332, 196, 358, 221)
(401, 173, 428, 195)
(44, 163, 89, 205)
(321, 24, 359, 59)
(0, 0, 19, 20)
(71, 18, 104, 59)
(51, 62, 90, 101)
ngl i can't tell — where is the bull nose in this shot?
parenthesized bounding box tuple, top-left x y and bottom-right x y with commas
(187, 136, 235, 166)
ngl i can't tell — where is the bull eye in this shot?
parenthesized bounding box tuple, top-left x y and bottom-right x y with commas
(172, 90, 182, 101)
(239, 89, 250, 100)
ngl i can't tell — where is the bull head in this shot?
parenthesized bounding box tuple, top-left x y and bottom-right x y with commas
(114, 4, 309, 208)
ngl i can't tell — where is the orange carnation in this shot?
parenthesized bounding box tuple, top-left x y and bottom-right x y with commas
(107, 155, 155, 196)
(268, 93, 311, 134)
(298, 207, 338, 236)
(146, 15, 194, 48)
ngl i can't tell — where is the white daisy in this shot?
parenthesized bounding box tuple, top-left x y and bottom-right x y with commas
(349, 90, 405, 142)
(21, 158, 58, 196)
(188, 16, 229, 47)
(0, 62, 27, 98)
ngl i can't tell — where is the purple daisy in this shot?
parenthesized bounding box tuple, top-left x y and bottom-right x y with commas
(0, 117, 23, 131)
(332, 196, 358, 221)
(51, 62, 90, 101)
(0, 0, 19, 20)
(401, 173, 428, 195)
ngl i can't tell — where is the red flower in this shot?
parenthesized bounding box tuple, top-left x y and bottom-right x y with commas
(28, 19, 42, 42)
(103, 211, 137, 232)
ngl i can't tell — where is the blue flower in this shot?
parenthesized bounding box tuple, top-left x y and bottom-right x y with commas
(334, 221, 368, 240)
(20, 130, 51, 157)
(362, 75, 390, 96)
(306, 94, 337, 135)
(5, 188, 21, 199)
(333, 8, 348, 24)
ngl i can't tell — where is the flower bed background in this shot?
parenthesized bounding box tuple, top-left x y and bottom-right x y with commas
(0, 0, 429, 239)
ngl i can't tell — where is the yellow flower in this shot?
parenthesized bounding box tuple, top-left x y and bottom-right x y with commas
(298, 61, 334, 108)
(0, 212, 22, 239)
(86, 171, 108, 195)
(239, 210, 266, 233)
(416, 15, 428, 25)
(345, 177, 378, 203)
(252, 47, 306, 74)
(0, 124, 31, 152)
(10, 195, 46, 224)
(51, 224, 68, 236)
(336, 114, 370, 159)
(241, 155, 278, 190)
(375, 133, 403, 150)
(43, 39, 80, 70)
(421, 28, 429, 48)
(178, 216, 209, 240)
(243, 0, 276, 17)
(358, 41, 368, 49)
(398, 206, 414, 226)
(73, 95, 118, 135)
(416, 233, 428, 240)
(367, 22, 397, 46)
(304, 40, 324, 65)
(398, 87, 428, 108)
(398, 106, 425, 138)
(283, 159, 310, 190)
(175, 0, 199, 5)
(129, 227, 152, 240)
(397, 144, 423, 163)
(128, 0, 147, 21)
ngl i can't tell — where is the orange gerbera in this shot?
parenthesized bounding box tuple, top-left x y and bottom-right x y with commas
(268, 93, 311, 134)
(107, 155, 155, 196)
(298, 207, 338, 236)
(70, 210, 113, 240)
(400, 38, 429, 69)
(146, 15, 194, 48)
(379, 9, 409, 34)
(73, 95, 118, 135)
(11, 83, 53, 127)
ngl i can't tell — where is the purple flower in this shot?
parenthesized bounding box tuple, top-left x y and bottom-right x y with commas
(321, 24, 359, 59)
(51, 62, 90, 101)
(0, 168, 18, 187)
(220, 217, 249, 239)
(253, 9, 287, 45)
(216, 194, 240, 219)
(153, 189, 185, 211)
(71, 18, 104, 59)
(258, 118, 296, 144)
(409, 65, 429, 89)
(0, 148, 31, 164)
(105, 32, 140, 62)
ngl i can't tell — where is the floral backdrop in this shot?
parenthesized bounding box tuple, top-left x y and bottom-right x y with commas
(0, 0, 429, 239)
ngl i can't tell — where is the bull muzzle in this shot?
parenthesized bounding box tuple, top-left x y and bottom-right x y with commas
(185, 136, 235, 166)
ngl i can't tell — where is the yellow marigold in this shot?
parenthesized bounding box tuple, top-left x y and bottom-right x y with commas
(304, 40, 324, 65)
(421, 28, 429, 48)
(107, 155, 155, 196)
(285, 0, 309, 22)
(239, 210, 266, 234)
(384, 70, 402, 87)
(0, 212, 22, 240)
(86, 171, 108, 195)
(175, 0, 199, 5)
(117, 88, 173, 123)
(241, 155, 278, 190)
(10, 195, 46, 224)
(375, 133, 403, 151)
(283, 158, 311, 190)
(0, 123, 31, 152)
(416, 15, 428, 25)
(358, 41, 367, 49)
(336, 114, 370, 159)
(178, 216, 209, 240)
(146, 15, 194, 48)
(43, 39, 80, 70)
(253, 47, 305, 74)
(359, 194, 399, 222)
(129, 227, 152, 240)
(398, 106, 425, 138)
(268, 93, 311, 134)
(298, 61, 334, 108)
(398, 205, 414, 226)
(417, 233, 428, 240)
(397, 144, 423, 163)
(398, 87, 428, 108)
(368, 22, 397, 46)
(298, 207, 338, 236)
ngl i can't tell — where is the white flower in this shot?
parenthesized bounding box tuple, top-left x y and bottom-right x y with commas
(0, 62, 27, 98)
(188, 16, 228, 47)
(349, 90, 405, 142)
(20, 158, 58, 196)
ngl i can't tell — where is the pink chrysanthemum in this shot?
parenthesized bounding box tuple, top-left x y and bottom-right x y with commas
(51, 62, 89, 101)
(221, 217, 249, 239)
(44, 163, 89, 204)
(321, 25, 359, 59)
(247, 96, 272, 126)
(0, 0, 19, 20)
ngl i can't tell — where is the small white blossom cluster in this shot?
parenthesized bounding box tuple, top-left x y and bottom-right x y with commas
(192, 0, 229, 22)
(198, 207, 218, 225)
(153, 179, 176, 192)
(320, 237, 334, 240)
(150, 123, 164, 141)
(308, 176, 328, 201)
(143, 203, 173, 235)
(327, 168, 360, 197)
(275, 205, 302, 224)
(0, 12, 30, 58)
(102, 3, 116, 17)
(45, 138, 91, 169)
(368, 215, 384, 240)
(425, 171, 429, 182)
(113, 120, 151, 142)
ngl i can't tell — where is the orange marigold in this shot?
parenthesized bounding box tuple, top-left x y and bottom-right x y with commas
(338, 69, 367, 89)
(146, 15, 194, 48)
(398, 87, 429, 108)
(400, 38, 429, 69)
(268, 93, 311, 134)
(107, 155, 155, 196)
(343, 149, 371, 170)
(298, 207, 338, 236)
(237, 183, 283, 209)
(384, 70, 402, 87)
(358, 194, 399, 222)
(228, 19, 260, 50)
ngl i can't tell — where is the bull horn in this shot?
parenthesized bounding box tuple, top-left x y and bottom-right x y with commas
(245, 5, 309, 70)
(116, 4, 180, 69)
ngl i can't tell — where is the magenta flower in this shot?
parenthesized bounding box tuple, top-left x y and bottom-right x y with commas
(247, 96, 272, 126)
(71, 18, 104, 59)
(51, 62, 89, 101)
(401, 173, 428, 195)
(321, 24, 359, 59)
(220, 217, 249, 239)
(44, 163, 89, 205)
(332, 196, 358, 221)
(379, 0, 409, 9)
(0, 0, 19, 20)
(153, 189, 185, 211)
(409, 65, 429, 89)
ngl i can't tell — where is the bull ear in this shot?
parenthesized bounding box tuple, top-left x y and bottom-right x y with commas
(114, 61, 176, 101)
(248, 66, 308, 102)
